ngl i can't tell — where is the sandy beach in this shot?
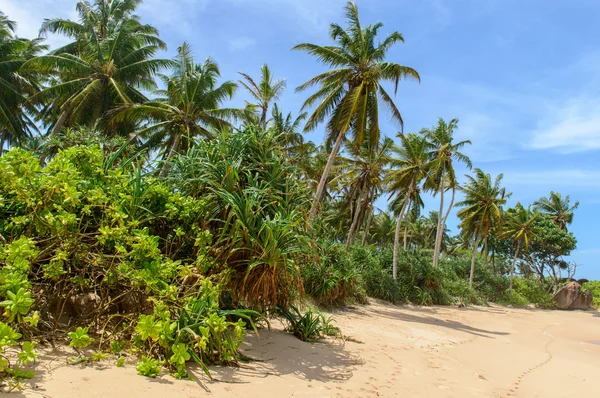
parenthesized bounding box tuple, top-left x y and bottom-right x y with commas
(12, 301, 600, 398)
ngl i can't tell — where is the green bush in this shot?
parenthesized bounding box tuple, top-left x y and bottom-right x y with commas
(0, 128, 309, 382)
(512, 278, 557, 308)
(301, 242, 367, 306)
(277, 305, 340, 342)
(582, 281, 600, 308)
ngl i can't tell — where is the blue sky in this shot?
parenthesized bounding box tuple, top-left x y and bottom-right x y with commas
(3, 0, 599, 278)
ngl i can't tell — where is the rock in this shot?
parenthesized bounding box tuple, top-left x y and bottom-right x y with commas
(570, 289, 593, 310)
(552, 282, 594, 310)
(70, 292, 101, 316)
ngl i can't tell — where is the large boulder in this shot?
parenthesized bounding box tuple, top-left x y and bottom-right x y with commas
(552, 282, 594, 310)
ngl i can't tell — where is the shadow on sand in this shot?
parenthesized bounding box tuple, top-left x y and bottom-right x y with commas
(199, 329, 363, 387)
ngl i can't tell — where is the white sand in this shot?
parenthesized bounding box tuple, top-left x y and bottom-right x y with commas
(10, 300, 600, 398)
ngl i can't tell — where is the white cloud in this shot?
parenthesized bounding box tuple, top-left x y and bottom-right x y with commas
(138, 0, 210, 37)
(530, 97, 600, 153)
(503, 169, 600, 189)
(573, 248, 600, 256)
(1, 0, 75, 48)
(228, 36, 256, 51)
(227, 0, 347, 33)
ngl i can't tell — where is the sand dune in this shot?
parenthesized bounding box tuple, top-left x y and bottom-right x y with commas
(13, 301, 600, 398)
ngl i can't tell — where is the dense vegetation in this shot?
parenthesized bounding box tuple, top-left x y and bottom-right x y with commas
(0, 0, 587, 389)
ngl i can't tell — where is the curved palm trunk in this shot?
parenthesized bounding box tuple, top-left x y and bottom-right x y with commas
(393, 198, 410, 280)
(509, 245, 520, 295)
(483, 235, 489, 267)
(361, 206, 373, 246)
(261, 105, 268, 130)
(346, 185, 368, 249)
(469, 236, 481, 288)
(51, 109, 70, 137)
(159, 132, 182, 178)
(433, 165, 446, 268)
(309, 131, 344, 220)
(436, 186, 455, 262)
(403, 222, 409, 250)
(0, 136, 5, 157)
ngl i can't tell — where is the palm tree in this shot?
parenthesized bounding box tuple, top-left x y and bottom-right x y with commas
(0, 12, 47, 151)
(114, 43, 244, 176)
(387, 133, 429, 279)
(456, 169, 510, 287)
(293, 2, 420, 220)
(269, 104, 309, 159)
(501, 203, 540, 294)
(239, 64, 286, 130)
(26, 0, 173, 136)
(370, 210, 396, 246)
(336, 136, 393, 248)
(424, 118, 472, 268)
(533, 191, 579, 230)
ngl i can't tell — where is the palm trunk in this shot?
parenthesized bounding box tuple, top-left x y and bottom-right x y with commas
(435, 186, 455, 263)
(392, 198, 409, 280)
(346, 185, 368, 249)
(509, 245, 520, 295)
(403, 220, 409, 250)
(159, 132, 182, 178)
(0, 136, 5, 157)
(483, 235, 489, 268)
(433, 165, 445, 268)
(261, 106, 268, 131)
(361, 206, 373, 246)
(51, 109, 70, 137)
(469, 236, 481, 288)
(309, 130, 344, 221)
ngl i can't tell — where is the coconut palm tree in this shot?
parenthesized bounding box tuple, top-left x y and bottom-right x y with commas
(113, 42, 245, 176)
(26, 0, 173, 136)
(336, 136, 393, 248)
(370, 210, 396, 246)
(424, 118, 472, 268)
(501, 203, 540, 294)
(456, 168, 510, 287)
(387, 133, 429, 279)
(0, 12, 47, 151)
(239, 64, 286, 130)
(533, 191, 579, 230)
(269, 104, 309, 159)
(293, 2, 420, 220)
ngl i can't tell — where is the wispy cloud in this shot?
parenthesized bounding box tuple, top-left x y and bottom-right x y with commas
(502, 169, 600, 188)
(228, 36, 256, 51)
(529, 97, 600, 153)
(573, 248, 600, 256)
(2, 0, 76, 48)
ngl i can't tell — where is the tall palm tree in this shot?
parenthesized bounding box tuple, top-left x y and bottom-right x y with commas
(501, 203, 540, 294)
(533, 191, 579, 230)
(239, 64, 286, 130)
(424, 118, 471, 268)
(26, 0, 173, 136)
(456, 168, 510, 287)
(114, 43, 244, 176)
(336, 136, 393, 248)
(0, 12, 47, 151)
(293, 2, 420, 220)
(387, 133, 429, 279)
(269, 104, 309, 159)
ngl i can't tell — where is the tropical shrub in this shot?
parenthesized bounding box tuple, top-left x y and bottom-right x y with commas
(301, 241, 366, 306)
(277, 305, 340, 342)
(0, 133, 304, 382)
(582, 281, 600, 308)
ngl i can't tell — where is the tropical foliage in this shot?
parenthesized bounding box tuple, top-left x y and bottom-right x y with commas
(0, 0, 587, 389)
